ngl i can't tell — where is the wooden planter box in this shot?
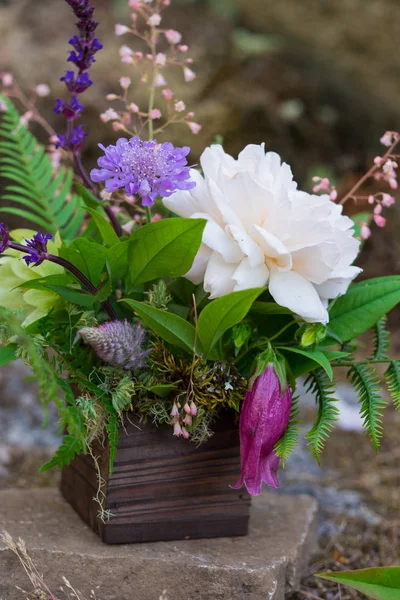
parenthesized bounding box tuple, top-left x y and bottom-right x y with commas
(61, 413, 251, 544)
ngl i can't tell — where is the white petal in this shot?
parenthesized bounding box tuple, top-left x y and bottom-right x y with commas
(315, 266, 362, 299)
(163, 188, 199, 218)
(251, 225, 292, 270)
(226, 224, 265, 267)
(185, 244, 212, 285)
(237, 143, 266, 170)
(192, 213, 244, 263)
(291, 242, 340, 284)
(204, 252, 237, 299)
(200, 145, 236, 181)
(233, 258, 269, 291)
(269, 269, 329, 324)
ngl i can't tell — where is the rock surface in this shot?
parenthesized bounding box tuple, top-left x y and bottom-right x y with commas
(0, 489, 317, 600)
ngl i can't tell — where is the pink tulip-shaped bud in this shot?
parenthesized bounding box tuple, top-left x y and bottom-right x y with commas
(232, 364, 292, 496)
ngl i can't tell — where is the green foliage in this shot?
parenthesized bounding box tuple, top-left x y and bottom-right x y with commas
(0, 95, 84, 238)
(128, 218, 206, 287)
(274, 396, 301, 466)
(145, 280, 172, 310)
(317, 566, 400, 600)
(328, 276, 400, 343)
(111, 376, 135, 412)
(305, 369, 339, 461)
(385, 360, 400, 411)
(86, 208, 120, 247)
(372, 316, 390, 360)
(104, 400, 119, 476)
(197, 288, 264, 358)
(278, 346, 333, 380)
(348, 363, 386, 450)
(40, 434, 83, 471)
(0, 343, 18, 366)
(120, 299, 197, 353)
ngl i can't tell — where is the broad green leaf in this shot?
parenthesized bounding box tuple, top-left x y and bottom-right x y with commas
(67, 238, 108, 286)
(197, 288, 264, 358)
(277, 346, 333, 380)
(128, 218, 206, 286)
(120, 299, 198, 354)
(329, 276, 400, 343)
(45, 285, 97, 307)
(250, 301, 292, 315)
(317, 567, 400, 600)
(0, 343, 18, 367)
(15, 274, 74, 291)
(87, 207, 120, 247)
(107, 241, 130, 286)
(145, 384, 179, 398)
(75, 182, 103, 208)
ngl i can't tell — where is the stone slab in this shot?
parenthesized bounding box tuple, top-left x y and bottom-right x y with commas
(0, 489, 317, 600)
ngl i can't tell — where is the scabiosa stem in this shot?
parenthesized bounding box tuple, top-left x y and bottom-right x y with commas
(4, 231, 117, 321)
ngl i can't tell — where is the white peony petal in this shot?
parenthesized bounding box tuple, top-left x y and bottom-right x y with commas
(185, 244, 213, 285)
(226, 223, 265, 267)
(163, 188, 199, 218)
(237, 143, 266, 170)
(233, 258, 269, 291)
(191, 213, 244, 263)
(204, 252, 237, 299)
(291, 242, 340, 284)
(251, 225, 292, 270)
(269, 269, 329, 324)
(315, 266, 363, 299)
(200, 145, 236, 181)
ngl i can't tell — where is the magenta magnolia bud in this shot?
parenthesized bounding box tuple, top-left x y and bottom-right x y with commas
(78, 320, 151, 371)
(232, 364, 292, 496)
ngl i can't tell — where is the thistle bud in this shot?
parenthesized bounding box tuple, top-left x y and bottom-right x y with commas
(78, 320, 151, 371)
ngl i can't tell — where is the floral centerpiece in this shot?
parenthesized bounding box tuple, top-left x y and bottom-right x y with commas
(1, 0, 400, 543)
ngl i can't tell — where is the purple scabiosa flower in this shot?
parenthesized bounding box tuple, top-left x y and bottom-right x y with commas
(78, 320, 151, 371)
(232, 364, 292, 496)
(22, 232, 52, 267)
(0, 223, 10, 254)
(90, 137, 196, 207)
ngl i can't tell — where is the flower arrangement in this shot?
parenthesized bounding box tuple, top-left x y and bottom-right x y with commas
(1, 0, 400, 504)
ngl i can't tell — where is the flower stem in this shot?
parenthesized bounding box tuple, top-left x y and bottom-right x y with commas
(269, 320, 297, 342)
(9, 243, 118, 321)
(73, 153, 123, 237)
(146, 205, 152, 223)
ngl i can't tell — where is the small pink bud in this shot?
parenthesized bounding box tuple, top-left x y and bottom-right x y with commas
(184, 67, 196, 82)
(100, 108, 119, 123)
(368, 194, 375, 204)
(154, 73, 167, 87)
(165, 29, 182, 45)
(185, 58, 193, 64)
(149, 108, 161, 120)
(181, 427, 190, 440)
(361, 224, 371, 240)
(120, 76, 131, 90)
(178, 45, 189, 53)
(374, 214, 386, 227)
(382, 193, 395, 207)
(155, 52, 167, 66)
(173, 422, 183, 437)
(0, 98, 8, 112)
(374, 156, 384, 166)
(188, 121, 201, 134)
(129, 0, 141, 8)
(190, 402, 197, 416)
(329, 188, 338, 201)
(162, 89, 174, 100)
(380, 131, 394, 147)
(170, 403, 179, 417)
(174, 100, 186, 113)
(35, 83, 50, 97)
(374, 203, 382, 215)
(136, 51, 144, 60)
(163, 0, 171, 6)
(183, 414, 192, 426)
(112, 122, 125, 131)
(106, 93, 118, 101)
(115, 24, 130, 36)
(148, 13, 162, 27)
(186, 111, 195, 118)
(183, 402, 191, 414)
(120, 45, 133, 57)
(129, 102, 140, 113)
(1, 73, 13, 87)
(151, 213, 162, 222)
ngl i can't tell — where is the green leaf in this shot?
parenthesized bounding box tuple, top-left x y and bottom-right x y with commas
(277, 346, 333, 380)
(145, 384, 179, 398)
(348, 363, 387, 450)
(0, 96, 84, 238)
(385, 360, 400, 411)
(305, 369, 339, 460)
(40, 434, 83, 471)
(120, 299, 198, 354)
(68, 238, 108, 287)
(197, 288, 264, 358)
(0, 343, 18, 366)
(250, 301, 292, 315)
(274, 396, 301, 466)
(128, 218, 206, 286)
(372, 315, 390, 360)
(75, 182, 103, 209)
(107, 241, 130, 286)
(317, 567, 400, 600)
(45, 285, 97, 307)
(329, 276, 400, 343)
(86, 207, 120, 247)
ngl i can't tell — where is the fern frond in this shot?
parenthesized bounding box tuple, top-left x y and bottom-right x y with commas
(348, 363, 386, 450)
(274, 395, 301, 467)
(111, 376, 135, 412)
(103, 397, 119, 475)
(40, 434, 83, 471)
(305, 369, 339, 462)
(371, 316, 390, 360)
(0, 95, 85, 239)
(385, 360, 400, 412)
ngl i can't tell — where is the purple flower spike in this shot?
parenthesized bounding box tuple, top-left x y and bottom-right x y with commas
(23, 232, 52, 267)
(78, 320, 152, 371)
(232, 364, 292, 496)
(0, 223, 10, 254)
(90, 137, 196, 206)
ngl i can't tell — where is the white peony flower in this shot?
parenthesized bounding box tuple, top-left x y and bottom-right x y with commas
(164, 144, 362, 324)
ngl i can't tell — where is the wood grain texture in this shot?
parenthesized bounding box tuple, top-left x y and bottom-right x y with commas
(61, 412, 251, 544)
